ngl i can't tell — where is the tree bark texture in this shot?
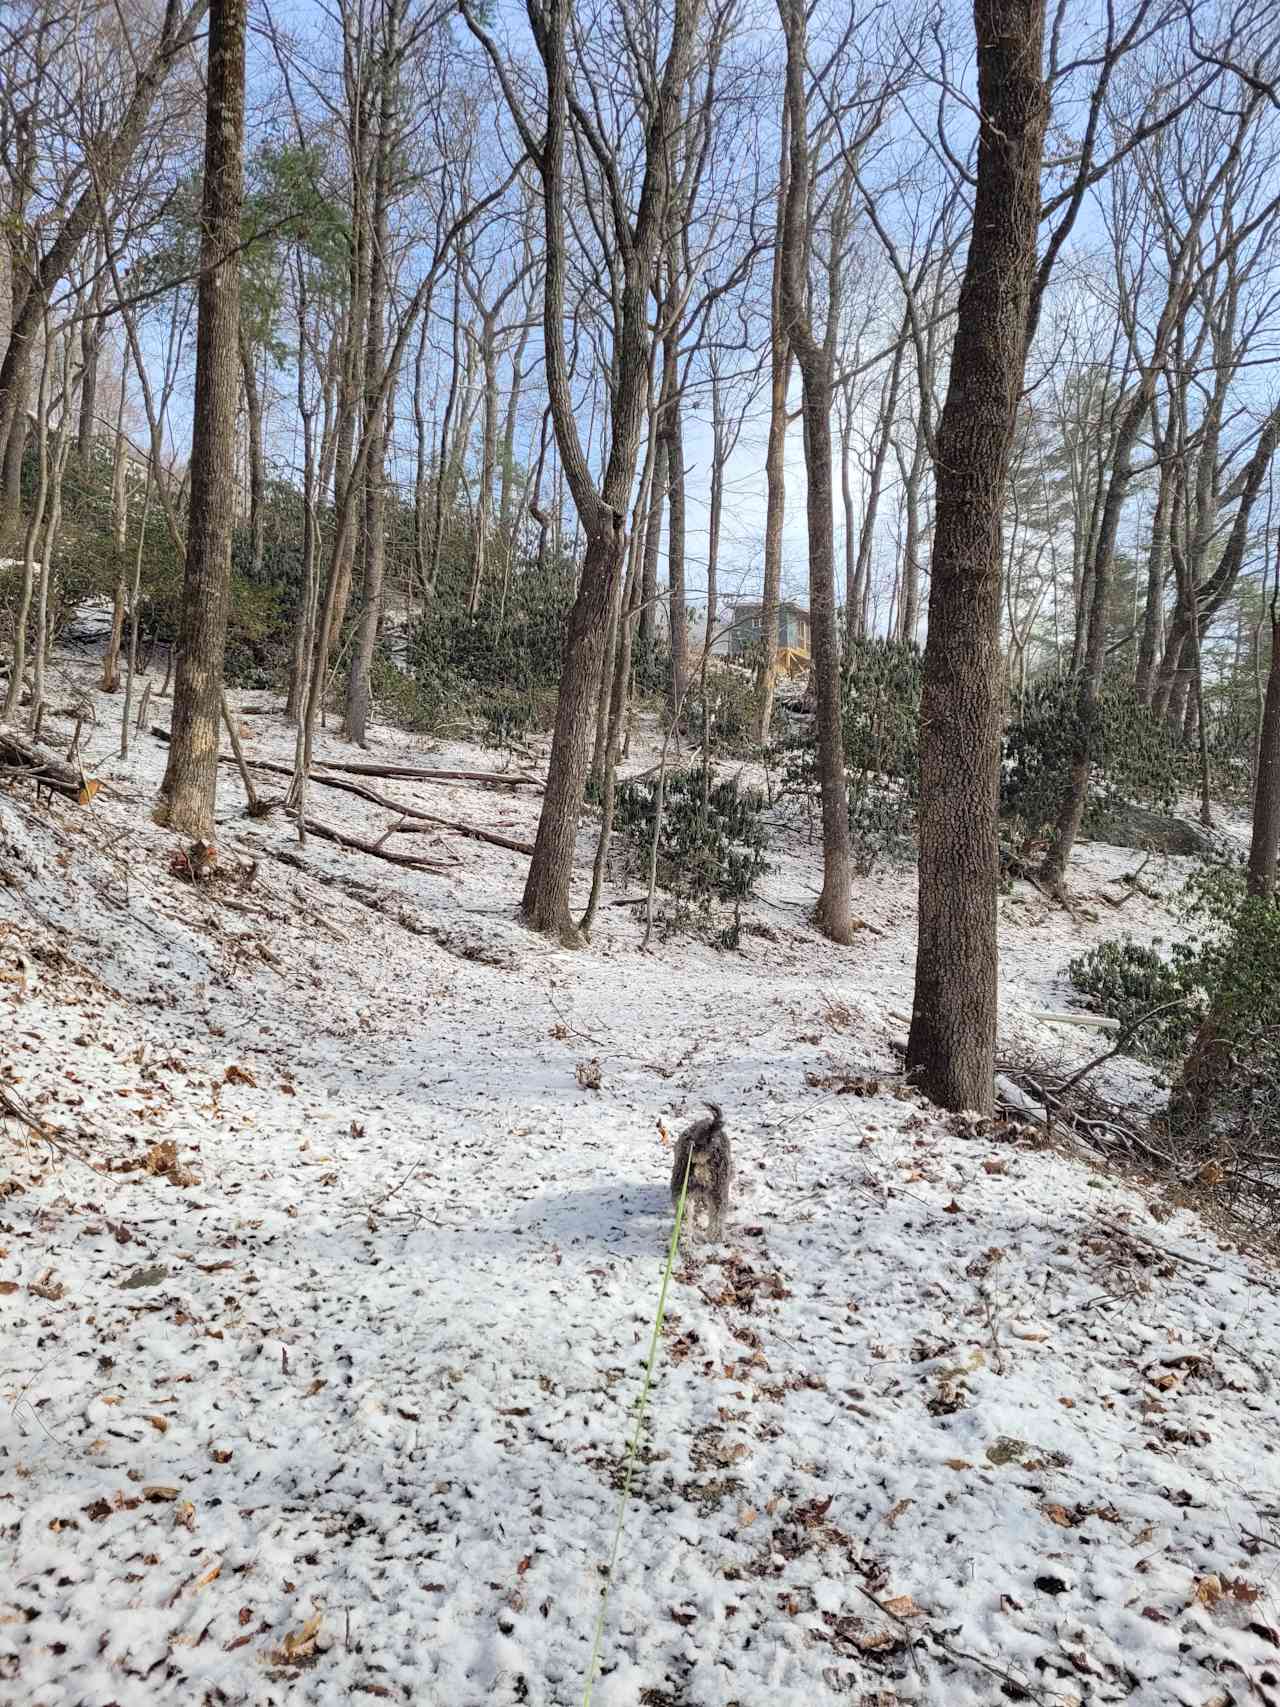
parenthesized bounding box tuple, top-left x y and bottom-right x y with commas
(906, 0, 1049, 1113)
(156, 0, 246, 839)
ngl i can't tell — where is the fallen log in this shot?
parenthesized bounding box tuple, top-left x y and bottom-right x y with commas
(385, 818, 535, 856)
(150, 726, 539, 790)
(286, 811, 456, 872)
(0, 725, 99, 804)
(209, 751, 536, 855)
(295, 757, 541, 788)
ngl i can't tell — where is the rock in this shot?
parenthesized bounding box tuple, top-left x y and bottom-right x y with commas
(1084, 801, 1216, 856)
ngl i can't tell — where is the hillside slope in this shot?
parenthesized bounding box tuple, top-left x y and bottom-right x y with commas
(1, 672, 1277, 1707)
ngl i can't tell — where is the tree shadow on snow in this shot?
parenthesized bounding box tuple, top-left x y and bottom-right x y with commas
(505, 1181, 673, 1255)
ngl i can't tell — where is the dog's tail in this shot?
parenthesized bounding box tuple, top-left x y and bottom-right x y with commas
(703, 1101, 724, 1130)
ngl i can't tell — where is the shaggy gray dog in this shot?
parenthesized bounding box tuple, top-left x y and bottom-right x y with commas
(670, 1102, 733, 1242)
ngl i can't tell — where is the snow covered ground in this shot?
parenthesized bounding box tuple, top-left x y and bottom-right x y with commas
(2, 666, 1278, 1707)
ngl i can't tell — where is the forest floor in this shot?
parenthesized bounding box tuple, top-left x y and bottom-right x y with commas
(2, 660, 1279, 1707)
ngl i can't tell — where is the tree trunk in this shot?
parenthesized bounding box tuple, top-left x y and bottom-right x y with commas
(777, 0, 853, 944)
(638, 435, 665, 651)
(1040, 387, 1152, 889)
(1247, 611, 1280, 897)
(522, 522, 622, 941)
(344, 21, 397, 747)
(156, 0, 246, 839)
(906, 0, 1049, 1113)
(753, 101, 790, 743)
(238, 323, 265, 578)
(1134, 403, 1176, 702)
(102, 374, 131, 693)
(660, 262, 688, 713)
(854, 322, 906, 642)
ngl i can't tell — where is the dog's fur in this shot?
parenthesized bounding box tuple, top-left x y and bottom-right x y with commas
(670, 1102, 732, 1242)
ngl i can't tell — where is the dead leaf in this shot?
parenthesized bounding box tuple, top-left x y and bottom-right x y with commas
(884, 1499, 913, 1528)
(739, 1507, 758, 1528)
(982, 1158, 1008, 1176)
(517, 1556, 532, 1576)
(142, 1486, 179, 1502)
(175, 1501, 196, 1531)
(1042, 1504, 1075, 1529)
(0, 1281, 17, 1295)
(1194, 1575, 1224, 1610)
(943, 1458, 972, 1471)
(224, 1065, 257, 1089)
(196, 1564, 220, 1588)
(281, 1611, 323, 1659)
(882, 1594, 924, 1619)
(575, 1059, 602, 1091)
(943, 1199, 962, 1214)
(146, 1415, 169, 1435)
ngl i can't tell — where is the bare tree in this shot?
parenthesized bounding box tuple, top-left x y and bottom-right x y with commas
(156, 0, 248, 838)
(464, 0, 705, 943)
(905, 0, 1050, 1112)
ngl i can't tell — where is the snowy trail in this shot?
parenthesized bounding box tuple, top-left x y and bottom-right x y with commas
(2, 675, 1278, 1706)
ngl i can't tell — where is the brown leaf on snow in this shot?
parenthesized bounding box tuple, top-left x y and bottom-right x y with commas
(146, 1415, 169, 1435)
(943, 1199, 962, 1214)
(1042, 1504, 1076, 1529)
(982, 1158, 1008, 1176)
(739, 1507, 758, 1528)
(0, 1281, 17, 1295)
(145, 1140, 178, 1175)
(223, 1065, 257, 1089)
(884, 1498, 913, 1528)
(575, 1059, 602, 1091)
(175, 1501, 196, 1531)
(1230, 1578, 1262, 1604)
(142, 1486, 179, 1502)
(943, 1458, 972, 1471)
(882, 1594, 925, 1619)
(1194, 1575, 1224, 1609)
(279, 1612, 323, 1659)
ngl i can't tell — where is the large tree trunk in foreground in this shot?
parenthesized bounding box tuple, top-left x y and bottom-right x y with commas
(156, 0, 246, 839)
(906, 0, 1049, 1113)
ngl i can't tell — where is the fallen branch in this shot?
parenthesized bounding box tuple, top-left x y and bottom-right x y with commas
(314, 758, 541, 788)
(219, 692, 263, 815)
(285, 811, 456, 872)
(0, 725, 98, 804)
(385, 818, 534, 856)
(1024, 1010, 1120, 1032)
(262, 846, 435, 935)
(223, 756, 537, 855)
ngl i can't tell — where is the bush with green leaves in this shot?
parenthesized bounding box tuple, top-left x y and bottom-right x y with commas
(1069, 864, 1280, 1117)
(407, 552, 575, 745)
(1002, 675, 1184, 842)
(1067, 937, 1205, 1063)
(612, 767, 769, 915)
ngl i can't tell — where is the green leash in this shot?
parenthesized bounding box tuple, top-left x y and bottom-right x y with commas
(582, 1140, 694, 1707)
